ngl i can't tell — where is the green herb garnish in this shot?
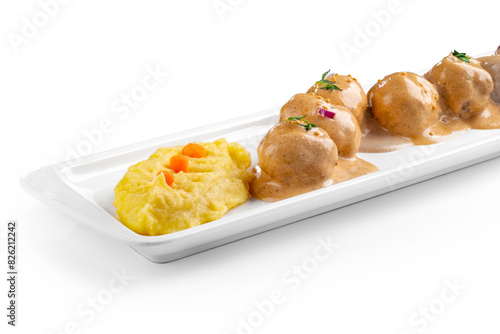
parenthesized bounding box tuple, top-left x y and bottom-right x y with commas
(316, 69, 342, 91)
(452, 50, 471, 63)
(286, 115, 319, 131)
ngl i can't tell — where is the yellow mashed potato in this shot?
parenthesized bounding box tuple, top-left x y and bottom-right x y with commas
(114, 139, 254, 236)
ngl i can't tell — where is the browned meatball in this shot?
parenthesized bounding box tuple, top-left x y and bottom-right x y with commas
(307, 73, 367, 125)
(425, 53, 494, 119)
(368, 72, 440, 138)
(279, 93, 361, 157)
(250, 121, 338, 201)
(478, 55, 500, 104)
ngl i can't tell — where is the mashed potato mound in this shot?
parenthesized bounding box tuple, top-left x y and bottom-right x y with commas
(114, 139, 254, 236)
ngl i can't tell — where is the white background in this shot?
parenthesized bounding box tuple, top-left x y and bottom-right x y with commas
(1, 0, 500, 333)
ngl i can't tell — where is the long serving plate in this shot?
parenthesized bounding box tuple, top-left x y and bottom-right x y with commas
(21, 107, 500, 262)
(21, 52, 500, 262)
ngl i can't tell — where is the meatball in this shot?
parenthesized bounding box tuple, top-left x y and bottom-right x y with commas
(368, 72, 440, 138)
(307, 73, 367, 125)
(478, 55, 500, 104)
(279, 93, 361, 157)
(250, 121, 338, 201)
(425, 53, 494, 119)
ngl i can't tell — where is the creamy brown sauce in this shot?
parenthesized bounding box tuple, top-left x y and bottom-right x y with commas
(280, 93, 361, 157)
(331, 157, 378, 184)
(250, 121, 339, 202)
(251, 156, 377, 202)
(360, 52, 500, 153)
(251, 50, 500, 201)
(251, 77, 378, 202)
(359, 109, 414, 153)
(307, 73, 367, 125)
(360, 108, 471, 152)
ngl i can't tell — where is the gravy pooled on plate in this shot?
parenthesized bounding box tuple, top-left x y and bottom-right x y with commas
(250, 121, 338, 201)
(251, 71, 378, 202)
(361, 50, 500, 152)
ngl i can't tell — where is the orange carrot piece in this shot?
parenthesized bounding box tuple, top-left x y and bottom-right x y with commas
(170, 154, 189, 173)
(182, 143, 206, 158)
(156, 170, 174, 186)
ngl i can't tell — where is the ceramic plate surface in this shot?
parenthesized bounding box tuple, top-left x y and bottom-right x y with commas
(22, 53, 500, 262)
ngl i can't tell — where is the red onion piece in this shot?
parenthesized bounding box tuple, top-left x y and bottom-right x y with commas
(318, 108, 335, 119)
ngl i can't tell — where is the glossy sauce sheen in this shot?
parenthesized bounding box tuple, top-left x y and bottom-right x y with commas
(361, 53, 500, 153)
(251, 157, 377, 202)
(280, 93, 361, 157)
(250, 122, 338, 201)
(307, 73, 367, 125)
(250, 121, 377, 202)
(251, 51, 500, 201)
(251, 80, 378, 202)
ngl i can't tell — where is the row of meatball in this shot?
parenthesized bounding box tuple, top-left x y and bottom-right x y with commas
(250, 71, 374, 201)
(370, 49, 500, 138)
(250, 47, 500, 201)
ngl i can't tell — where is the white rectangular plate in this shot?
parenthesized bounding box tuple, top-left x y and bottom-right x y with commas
(21, 106, 500, 262)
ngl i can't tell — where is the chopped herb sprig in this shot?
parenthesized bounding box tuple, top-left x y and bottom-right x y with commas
(286, 115, 318, 131)
(316, 69, 342, 91)
(452, 50, 471, 63)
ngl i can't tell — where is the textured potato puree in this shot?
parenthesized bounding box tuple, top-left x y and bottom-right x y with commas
(114, 139, 254, 236)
